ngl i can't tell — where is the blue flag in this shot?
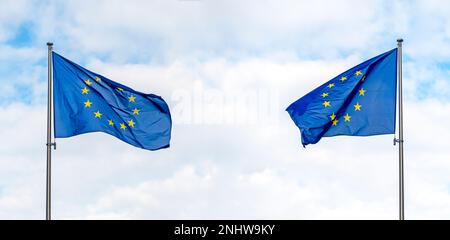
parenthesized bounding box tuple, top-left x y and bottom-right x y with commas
(52, 52, 172, 150)
(286, 49, 397, 146)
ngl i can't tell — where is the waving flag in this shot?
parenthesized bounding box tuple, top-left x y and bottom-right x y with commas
(52, 52, 171, 150)
(286, 49, 397, 146)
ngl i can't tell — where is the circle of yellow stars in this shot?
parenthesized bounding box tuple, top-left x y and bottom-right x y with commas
(80, 76, 141, 131)
(321, 69, 366, 127)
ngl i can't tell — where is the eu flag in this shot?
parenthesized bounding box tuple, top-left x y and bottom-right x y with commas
(286, 49, 397, 146)
(52, 52, 172, 150)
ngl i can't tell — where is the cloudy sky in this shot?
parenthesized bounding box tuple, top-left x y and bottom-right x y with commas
(1, 0, 450, 219)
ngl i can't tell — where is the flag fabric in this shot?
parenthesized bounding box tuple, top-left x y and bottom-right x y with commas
(52, 52, 172, 150)
(286, 49, 397, 146)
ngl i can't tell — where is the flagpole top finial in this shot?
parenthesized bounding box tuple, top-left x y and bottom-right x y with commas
(47, 42, 53, 47)
(397, 38, 403, 43)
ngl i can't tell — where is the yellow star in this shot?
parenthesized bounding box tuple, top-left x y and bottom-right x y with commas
(330, 113, 336, 121)
(355, 70, 362, 76)
(344, 113, 351, 122)
(81, 87, 89, 94)
(323, 101, 331, 107)
(127, 119, 135, 127)
(359, 88, 366, 96)
(95, 76, 101, 82)
(120, 123, 127, 130)
(132, 108, 140, 115)
(108, 119, 114, 126)
(117, 87, 124, 91)
(340, 76, 347, 81)
(332, 119, 338, 126)
(327, 83, 335, 88)
(85, 79, 93, 86)
(354, 102, 362, 111)
(94, 111, 102, 118)
(84, 100, 92, 108)
(128, 95, 136, 102)
(321, 92, 329, 98)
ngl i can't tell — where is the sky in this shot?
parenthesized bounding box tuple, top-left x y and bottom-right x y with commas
(0, 0, 450, 219)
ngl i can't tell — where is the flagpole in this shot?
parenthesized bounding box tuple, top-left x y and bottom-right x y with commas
(46, 42, 55, 220)
(396, 38, 405, 220)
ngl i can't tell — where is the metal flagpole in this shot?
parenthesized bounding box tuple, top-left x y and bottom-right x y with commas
(396, 38, 405, 220)
(46, 42, 55, 220)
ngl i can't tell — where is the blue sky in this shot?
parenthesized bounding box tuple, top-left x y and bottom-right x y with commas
(1, 0, 450, 219)
(1, 0, 449, 104)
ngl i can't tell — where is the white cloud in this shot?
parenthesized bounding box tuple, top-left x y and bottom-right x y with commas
(0, 0, 36, 42)
(23, 0, 393, 60)
(0, 45, 46, 104)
